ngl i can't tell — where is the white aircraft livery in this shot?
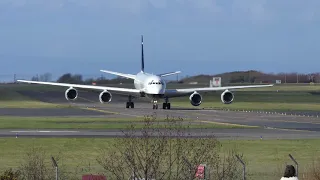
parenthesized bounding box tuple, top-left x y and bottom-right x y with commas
(17, 35, 274, 109)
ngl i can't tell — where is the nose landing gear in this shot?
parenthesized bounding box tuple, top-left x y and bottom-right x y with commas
(152, 100, 158, 109)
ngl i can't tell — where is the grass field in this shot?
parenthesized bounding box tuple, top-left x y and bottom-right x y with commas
(0, 138, 319, 180)
(0, 116, 257, 129)
(0, 87, 69, 108)
(172, 91, 320, 112)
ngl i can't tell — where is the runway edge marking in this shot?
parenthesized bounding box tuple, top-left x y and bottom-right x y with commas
(80, 107, 144, 118)
(199, 120, 260, 128)
(10, 130, 79, 133)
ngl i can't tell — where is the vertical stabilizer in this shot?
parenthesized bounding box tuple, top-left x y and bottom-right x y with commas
(141, 35, 144, 72)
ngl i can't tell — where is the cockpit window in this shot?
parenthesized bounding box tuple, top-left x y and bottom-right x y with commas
(148, 80, 163, 85)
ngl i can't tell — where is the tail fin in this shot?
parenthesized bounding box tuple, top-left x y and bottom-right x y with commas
(141, 35, 144, 72)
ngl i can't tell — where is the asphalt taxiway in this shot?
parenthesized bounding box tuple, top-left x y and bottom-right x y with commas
(2, 90, 320, 139)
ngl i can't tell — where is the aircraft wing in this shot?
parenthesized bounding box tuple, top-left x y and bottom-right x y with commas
(165, 84, 274, 97)
(16, 80, 141, 96)
(100, 70, 136, 80)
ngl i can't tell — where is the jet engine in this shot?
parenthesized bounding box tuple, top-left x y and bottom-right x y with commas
(99, 90, 112, 103)
(221, 89, 234, 104)
(65, 87, 78, 101)
(189, 92, 202, 106)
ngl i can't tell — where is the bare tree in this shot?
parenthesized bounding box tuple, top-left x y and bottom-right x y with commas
(16, 146, 74, 180)
(97, 113, 243, 180)
(18, 146, 53, 180)
(0, 168, 21, 180)
(39, 73, 52, 82)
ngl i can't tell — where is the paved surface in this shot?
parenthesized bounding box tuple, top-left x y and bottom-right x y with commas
(1, 90, 320, 139)
(0, 108, 108, 116)
(5, 128, 320, 140)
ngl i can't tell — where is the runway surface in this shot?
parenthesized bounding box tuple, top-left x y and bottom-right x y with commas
(0, 108, 108, 116)
(2, 89, 320, 139)
(5, 128, 320, 140)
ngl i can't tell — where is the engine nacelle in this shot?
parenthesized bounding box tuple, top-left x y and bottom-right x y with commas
(221, 90, 234, 104)
(189, 92, 202, 106)
(99, 90, 112, 103)
(65, 87, 78, 101)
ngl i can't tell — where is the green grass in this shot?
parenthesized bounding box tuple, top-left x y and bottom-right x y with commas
(0, 84, 66, 92)
(174, 101, 320, 112)
(175, 91, 320, 103)
(0, 101, 71, 108)
(221, 139, 320, 179)
(0, 88, 67, 108)
(0, 138, 319, 180)
(233, 84, 320, 92)
(172, 91, 320, 112)
(0, 116, 256, 129)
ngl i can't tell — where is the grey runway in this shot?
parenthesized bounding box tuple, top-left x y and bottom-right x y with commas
(0, 107, 108, 116)
(77, 102, 320, 132)
(2, 90, 320, 139)
(5, 128, 320, 140)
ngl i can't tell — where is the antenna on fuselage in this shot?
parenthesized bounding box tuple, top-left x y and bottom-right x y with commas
(141, 35, 144, 72)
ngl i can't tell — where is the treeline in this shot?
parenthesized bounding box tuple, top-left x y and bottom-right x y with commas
(31, 73, 132, 85)
(180, 70, 320, 84)
(30, 70, 320, 85)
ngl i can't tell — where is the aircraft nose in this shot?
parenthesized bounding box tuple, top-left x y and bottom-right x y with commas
(147, 85, 165, 94)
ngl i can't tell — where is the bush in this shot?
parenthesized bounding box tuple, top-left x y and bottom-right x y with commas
(0, 168, 21, 180)
(96, 114, 244, 180)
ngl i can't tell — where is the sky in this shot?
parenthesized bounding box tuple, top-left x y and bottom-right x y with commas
(0, 0, 320, 81)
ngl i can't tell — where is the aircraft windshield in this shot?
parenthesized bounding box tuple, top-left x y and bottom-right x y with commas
(148, 80, 163, 85)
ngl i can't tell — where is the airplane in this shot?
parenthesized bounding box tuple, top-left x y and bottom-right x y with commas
(17, 35, 274, 110)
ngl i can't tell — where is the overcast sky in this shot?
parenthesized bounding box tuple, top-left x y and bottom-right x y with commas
(0, 0, 319, 81)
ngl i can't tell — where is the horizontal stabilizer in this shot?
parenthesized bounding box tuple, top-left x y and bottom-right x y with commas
(158, 71, 181, 77)
(100, 70, 136, 79)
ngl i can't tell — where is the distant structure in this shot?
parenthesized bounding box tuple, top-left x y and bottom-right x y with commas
(210, 77, 221, 87)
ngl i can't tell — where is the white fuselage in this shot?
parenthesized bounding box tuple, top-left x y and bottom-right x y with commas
(133, 72, 166, 99)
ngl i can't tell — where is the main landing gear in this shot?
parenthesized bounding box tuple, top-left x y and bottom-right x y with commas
(152, 97, 170, 110)
(162, 97, 171, 110)
(126, 95, 134, 108)
(125, 96, 171, 110)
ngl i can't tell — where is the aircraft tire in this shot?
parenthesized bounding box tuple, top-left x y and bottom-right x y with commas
(163, 103, 167, 109)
